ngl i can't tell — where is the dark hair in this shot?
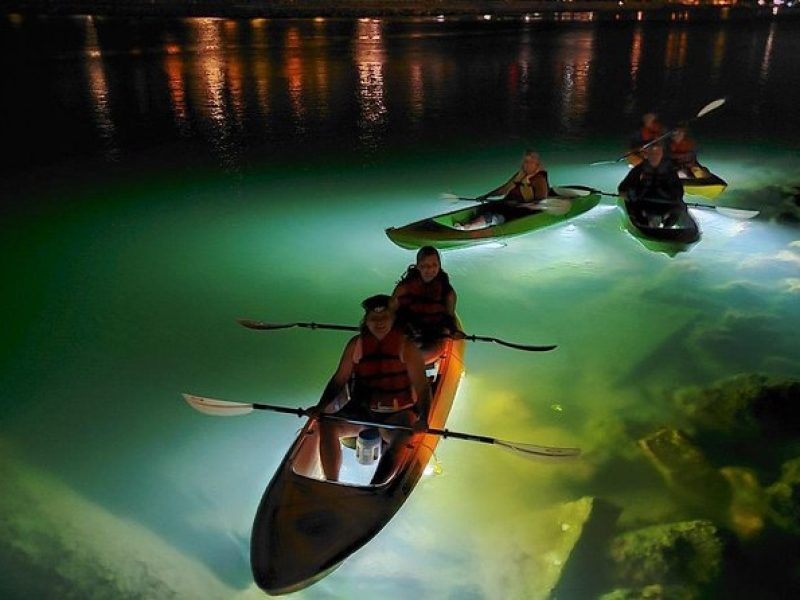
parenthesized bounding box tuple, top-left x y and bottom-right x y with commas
(416, 245, 441, 264)
(397, 246, 451, 288)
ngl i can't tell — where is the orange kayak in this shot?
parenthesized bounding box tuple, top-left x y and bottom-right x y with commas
(250, 321, 466, 595)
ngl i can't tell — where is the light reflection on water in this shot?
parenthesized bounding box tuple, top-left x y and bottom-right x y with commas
(355, 19, 388, 151)
(2, 14, 800, 600)
(83, 16, 119, 162)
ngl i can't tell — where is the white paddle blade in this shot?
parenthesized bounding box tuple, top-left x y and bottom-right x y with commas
(495, 439, 581, 460)
(183, 393, 255, 416)
(553, 186, 591, 197)
(696, 97, 726, 118)
(440, 192, 462, 202)
(716, 207, 759, 220)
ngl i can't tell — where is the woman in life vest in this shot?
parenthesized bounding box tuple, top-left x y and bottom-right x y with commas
(391, 246, 458, 362)
(639, 112, 665, 145)
(618, 143, 685, 228)
(310, 294, 431, 484)
(669, 126, 707, 179)
(628, 112, 666, 165)
(456, 150, 552, 230)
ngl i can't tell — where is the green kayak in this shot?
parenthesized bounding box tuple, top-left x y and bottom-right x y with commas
(385, 192, 600, 250)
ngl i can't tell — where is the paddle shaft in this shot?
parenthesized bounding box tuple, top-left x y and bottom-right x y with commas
(183, 394, 580, 458)
(639, 98, 726, 154)
(604, 98, 727, 164)
(557, 186, 757, 218)
(251, 403, 575, 457)
(238, 320, 557, 352)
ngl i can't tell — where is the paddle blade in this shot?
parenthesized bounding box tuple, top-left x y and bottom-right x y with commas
(238, 319, 295, 331)
(496, 439, 581, 460)
(553, 186, 591, 198)
(561, 185, 619, 198)
(715, 207, 759, 219)
(183, 393, 255, 416)
(696, 97, 726, 119)
(440, 192, 467, 202)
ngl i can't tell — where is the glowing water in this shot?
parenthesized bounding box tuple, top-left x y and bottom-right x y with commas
(1, 13, 799, 600)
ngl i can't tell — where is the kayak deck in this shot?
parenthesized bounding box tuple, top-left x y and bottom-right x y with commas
(251, 324, 466, 595)
(619, 198, 700, 255)
(680, 169, 727, 200)
(385, 192, 600, 250)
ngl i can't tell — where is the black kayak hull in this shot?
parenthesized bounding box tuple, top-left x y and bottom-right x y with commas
(620, 198, 700, 254)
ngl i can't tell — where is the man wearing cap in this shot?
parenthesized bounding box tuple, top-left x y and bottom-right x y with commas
(309, 294, 432, 484)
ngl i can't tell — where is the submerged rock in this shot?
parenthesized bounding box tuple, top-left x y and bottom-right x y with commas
(672, 374, 800, 473)
(638, 427, 731, 516)
(608, 520, 725, 591)
(673, 374, 800, 440)
(766, 456, 800, 534)
(599, 583, 698, 600)
(478, 496, 621, 599)
(549, 497, 621, 599)
(719, 466, 767, 539)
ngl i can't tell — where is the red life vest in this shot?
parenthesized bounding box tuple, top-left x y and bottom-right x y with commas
(397, 276, 450, 329)
(640, 123, 664, 143)
(353, 328, 414, 412)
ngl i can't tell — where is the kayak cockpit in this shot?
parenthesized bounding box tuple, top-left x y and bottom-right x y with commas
(287, 354, 447, 487)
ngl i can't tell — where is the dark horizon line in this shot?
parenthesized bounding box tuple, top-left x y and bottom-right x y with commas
(5, 0, 799, 21)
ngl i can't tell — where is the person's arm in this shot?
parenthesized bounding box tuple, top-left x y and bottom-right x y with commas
(404, 340, 432, 431)
(531, 171, 550, 200)
(389, 282, 405, 313)
(441, 289, 457, 334)
(308, 336, 357, 415)
(445, 289, 456, 318)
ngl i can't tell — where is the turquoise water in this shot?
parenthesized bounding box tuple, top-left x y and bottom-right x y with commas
(2, 13, 800, 599)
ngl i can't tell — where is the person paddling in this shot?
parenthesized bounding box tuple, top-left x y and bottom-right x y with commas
(391, 246, 458, 362)
(310, 295, 431, 484)
(618, 143, 686, 228)
(456, 149, 552, 230)
(669, 126, 708, 179)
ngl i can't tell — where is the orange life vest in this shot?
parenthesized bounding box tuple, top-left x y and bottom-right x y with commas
(397, 276, 450, 329)
(640, 123, 664, 143)
(353, 328, 414, 412)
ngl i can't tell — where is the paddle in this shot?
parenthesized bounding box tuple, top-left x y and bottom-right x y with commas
(237, 319, 557, 352)
(183, 393, 581, 460)
(440, 193, 572, 216)
(553, 185, 759, 219)
(591, 97, 727, 166)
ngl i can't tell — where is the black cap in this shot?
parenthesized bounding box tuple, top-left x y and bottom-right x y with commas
(361, 294, 392, 313)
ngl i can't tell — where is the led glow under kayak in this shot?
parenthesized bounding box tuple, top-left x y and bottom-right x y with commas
(619, 197, 700, 256)
(385, 192, 600, 250)
(250, 322, 466, 595)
